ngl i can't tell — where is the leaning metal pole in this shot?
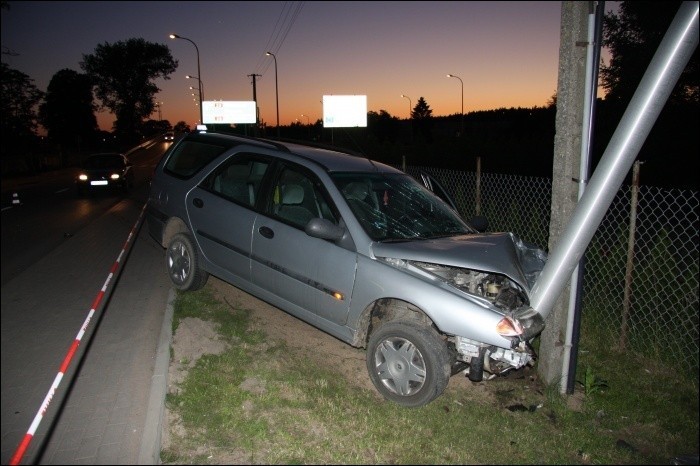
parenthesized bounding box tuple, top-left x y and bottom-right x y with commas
(529, 1, 698, 319)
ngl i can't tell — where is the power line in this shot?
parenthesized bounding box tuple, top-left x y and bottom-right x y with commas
(255, 1, 305, 77)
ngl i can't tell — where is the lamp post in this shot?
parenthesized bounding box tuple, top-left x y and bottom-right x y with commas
(301, 114, 311, 138)
(446, 74, 464, 136)
(155, 101, 163, 121)
(400, 94, 412, 118)
(187, 85, 204, 100)
(185, 74, 204, 99)
(170, 34, 203, 124)
(266, 51, 280, 137)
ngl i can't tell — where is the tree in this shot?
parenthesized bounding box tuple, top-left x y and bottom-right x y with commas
(412, 96, 434, 143)
(38, 69, 98, 153)
(142, 118, 172, 137)
(601, 1, 698, 106)
(367, 110, 399, 144)
(598, 1, 699, 188)
(173, 121, 191, 134)
(80, 38, 177, 145)
(0, 62, 44, 157)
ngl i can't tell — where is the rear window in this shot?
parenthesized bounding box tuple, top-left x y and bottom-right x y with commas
(164, 140, 229, 178)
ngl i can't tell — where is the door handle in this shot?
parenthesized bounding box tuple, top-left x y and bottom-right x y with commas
(258, 226, 274, 239)
(193, 198, 204, 208)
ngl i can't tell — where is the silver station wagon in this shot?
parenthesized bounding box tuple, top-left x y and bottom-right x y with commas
(147, 129, 547, 407)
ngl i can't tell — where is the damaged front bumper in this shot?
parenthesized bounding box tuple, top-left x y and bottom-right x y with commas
(454, 306, 544, 380)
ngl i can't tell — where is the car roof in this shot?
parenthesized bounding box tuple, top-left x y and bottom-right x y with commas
(183, 131, 402, 174)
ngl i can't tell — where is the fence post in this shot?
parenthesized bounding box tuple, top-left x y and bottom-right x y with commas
(620, 160, 642, 349)
(475, 155, 482, 216)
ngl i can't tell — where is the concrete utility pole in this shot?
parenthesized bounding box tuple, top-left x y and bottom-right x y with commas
(537, 1, 589, 387)
(248, 73, 261, 136)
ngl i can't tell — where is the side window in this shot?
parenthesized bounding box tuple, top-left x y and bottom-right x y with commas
(164, 141, 228, 178)
(205, 155, 271, 207)
(268, 165, 338, 229)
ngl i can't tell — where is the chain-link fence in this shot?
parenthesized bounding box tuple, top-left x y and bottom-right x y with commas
(406, 165, 699, 376)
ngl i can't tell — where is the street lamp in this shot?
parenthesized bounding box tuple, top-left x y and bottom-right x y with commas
(189, 84, 204, 99)
(266, 51, 280, 137)
(446, 74, 464, 136)
(186, 78, 205, 100)
(301, 114, 310, 125)
(170, 34, 203, 124)
(400, 94, 412, 118)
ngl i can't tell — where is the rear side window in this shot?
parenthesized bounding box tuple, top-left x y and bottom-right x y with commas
(164, 140, 228, 178)
(204, 155, 272, 208)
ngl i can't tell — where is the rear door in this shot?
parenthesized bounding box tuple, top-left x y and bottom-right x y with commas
(187, 154, 272, 283)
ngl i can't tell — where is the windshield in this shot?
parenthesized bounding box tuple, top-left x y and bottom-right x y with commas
(332, 173, 474, 241)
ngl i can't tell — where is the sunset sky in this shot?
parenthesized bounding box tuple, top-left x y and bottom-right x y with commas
(1, 1, 617, 132)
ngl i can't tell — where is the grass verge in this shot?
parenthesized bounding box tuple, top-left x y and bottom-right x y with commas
(161, 283, 699, 465)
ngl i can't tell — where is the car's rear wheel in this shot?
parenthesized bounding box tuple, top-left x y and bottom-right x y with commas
(366, 320, 451, 407)
(166, 233, 208, 291)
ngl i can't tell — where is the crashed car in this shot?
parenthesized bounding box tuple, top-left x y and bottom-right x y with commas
(146, 129, 547, 407)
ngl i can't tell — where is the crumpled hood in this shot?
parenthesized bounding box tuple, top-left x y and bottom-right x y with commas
(371, 232, 547, 292)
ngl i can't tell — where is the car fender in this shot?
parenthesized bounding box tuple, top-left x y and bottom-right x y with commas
(346, 254, 514, 348)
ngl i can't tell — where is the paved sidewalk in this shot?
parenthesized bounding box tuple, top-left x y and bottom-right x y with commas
(1, 198, 172, 464)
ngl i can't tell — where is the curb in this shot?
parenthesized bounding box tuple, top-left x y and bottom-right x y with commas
(138, 287, 175, 464)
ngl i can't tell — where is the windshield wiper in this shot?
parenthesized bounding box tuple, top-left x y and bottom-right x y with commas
(379, 236, 427, 243)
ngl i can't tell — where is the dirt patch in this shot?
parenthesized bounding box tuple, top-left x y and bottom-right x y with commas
(209, 277, 378, 396)
(167, 316, 229, 392)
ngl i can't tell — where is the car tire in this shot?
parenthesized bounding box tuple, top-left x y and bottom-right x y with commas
(166, 233, 209, 291)
(366, 320, 451, 408)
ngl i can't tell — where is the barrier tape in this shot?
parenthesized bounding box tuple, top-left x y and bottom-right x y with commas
(9, 202, 148, 465)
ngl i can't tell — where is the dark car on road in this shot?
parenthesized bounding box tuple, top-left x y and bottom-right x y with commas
(75, 153, 134, 196)
(146, 129, 547, 407)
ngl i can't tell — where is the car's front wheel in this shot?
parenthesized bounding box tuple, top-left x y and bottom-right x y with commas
(166, 233, 208, 291)
(366, 320, 451, 407)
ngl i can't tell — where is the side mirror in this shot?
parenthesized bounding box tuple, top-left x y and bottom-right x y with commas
(469, 215, 489, 232)
(305, 218, 345, 241)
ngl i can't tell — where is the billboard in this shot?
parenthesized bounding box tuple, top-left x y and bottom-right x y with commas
(202, 101, 257, 124)
(322, 95, 367, 128)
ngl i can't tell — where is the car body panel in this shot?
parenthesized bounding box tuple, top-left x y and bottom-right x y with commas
(187, 186, 257, 282)
(345, 253, 513, 348)
(371, 233, 536, 292)
(250, 214, 357, 325)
